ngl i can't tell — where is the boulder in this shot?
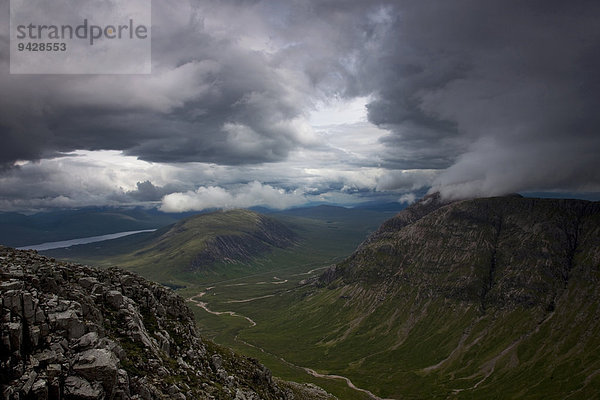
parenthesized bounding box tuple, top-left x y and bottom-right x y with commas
(31, 379, 48, 400)
(106, 290, 124, 309)
(3, 290, 22, 314)
(75, 332, 99, 350)
(7, 322, 23, 352)
(64, 376, 104, 400)
(22, 292, 36, 322)
(49, 309, 85, 339)
(211, 354, 222, 370)
(73, 349, 118, 393)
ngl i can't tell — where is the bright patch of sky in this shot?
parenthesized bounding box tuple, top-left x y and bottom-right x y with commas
(309, 96, 371, 126)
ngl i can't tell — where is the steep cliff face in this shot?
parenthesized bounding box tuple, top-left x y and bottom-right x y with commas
(263, 195, 600, 399)
(0, 246, 325, 400)
(328, 195, 600, 310)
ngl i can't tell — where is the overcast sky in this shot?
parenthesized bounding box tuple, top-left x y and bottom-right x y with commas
(1, 0, 599, 212)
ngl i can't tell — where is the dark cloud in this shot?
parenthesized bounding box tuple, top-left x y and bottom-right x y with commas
(1, 0, 599, 208)
(349, 0, 600, 195)
(127, 181, 169, 202)
(0, 0, 318, 168)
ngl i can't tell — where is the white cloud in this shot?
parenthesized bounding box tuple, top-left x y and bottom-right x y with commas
(303, 167, 382, 191)
(398, 193, 416, 205)
(0, 151, 180, 211)
(431, 137, 600, 200)
(376, 169, 440, 192)
(159, 181, 306, 212)
(309, 96, 372, 126)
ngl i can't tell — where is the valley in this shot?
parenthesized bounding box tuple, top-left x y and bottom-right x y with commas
(28, 197, 600, 399)
(41, 205, 399, 399)
(181, 264, 383, 400)
(3, 2, 597, 399)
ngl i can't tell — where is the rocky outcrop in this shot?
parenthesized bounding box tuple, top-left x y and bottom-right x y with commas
(0, 246, 314, 399)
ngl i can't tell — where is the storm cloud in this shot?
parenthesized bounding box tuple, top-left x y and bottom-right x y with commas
(1, 0, 599, 210)
(361, 1, 600, 196)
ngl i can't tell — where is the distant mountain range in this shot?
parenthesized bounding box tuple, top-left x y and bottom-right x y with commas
(0, 203, 405, 249)
(41, 210, 297, 283)
(40, 205, 397, 286)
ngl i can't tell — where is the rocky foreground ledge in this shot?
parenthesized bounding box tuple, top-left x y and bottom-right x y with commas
(0, 246, 329, 400)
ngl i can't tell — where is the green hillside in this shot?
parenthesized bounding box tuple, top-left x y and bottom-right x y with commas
(43, 198, 600, 399)
(45, 207, 393, 286)
(230, 195, 600, 399)
(48, 210, 293, 281)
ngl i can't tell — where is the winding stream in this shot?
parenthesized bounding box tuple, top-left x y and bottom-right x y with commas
(188, 293, 257, 327)
(187, 289, 395, 400)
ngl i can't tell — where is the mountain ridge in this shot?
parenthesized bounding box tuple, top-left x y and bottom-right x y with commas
(50, 209, 298, 280)
(327, 195, 600, 306)
(0, 208, 187, 248)
(150, 209, 297, 271)
(243, 195, 600, 399)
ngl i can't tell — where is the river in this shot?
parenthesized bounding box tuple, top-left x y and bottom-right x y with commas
(17, 229, 156, 251)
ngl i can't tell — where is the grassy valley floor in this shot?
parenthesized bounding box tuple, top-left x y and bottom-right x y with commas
(178, 263, 382, 400)
(43, 208, 398, 399)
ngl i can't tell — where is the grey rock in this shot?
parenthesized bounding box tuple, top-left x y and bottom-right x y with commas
(217, 368, 229, 381)
(75, 331, 99, 350)
(35, 349, 57, 365)
(78, 277, 98, 290)
(73, 349, 118, 392)
(4, 290, 22, 314)
(49, 309, 85, 340)
(225, 375, 236, 388)
(29, 325, 41, 347)
(0, 280, 24, 291)
(7, 322, 23, 352)
(22, 292, 35, 321)
(46, 363, 62, 379)
(34, 307, 46, 324)
(64, 376, 103, 400)
(211, 354, 222, 370)
(117, 368, 130, 389)
(32, 379, 48, 400)
(106, 290, 124, 309)
(50, 342, 64, 354)
(154, 331, 170, 354)
(167, 384, 180, 395)
(21, 370, 38, 394)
